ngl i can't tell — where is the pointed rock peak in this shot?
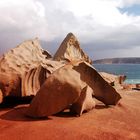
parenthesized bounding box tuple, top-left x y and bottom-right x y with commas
(53, 33, 92, 64)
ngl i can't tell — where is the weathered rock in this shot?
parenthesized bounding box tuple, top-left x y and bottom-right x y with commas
(0, 38, 51, 74)
(21, 65, 47, 97)
(27, 61, 121, 118)
(54, 33, 92, 64)
(136, 84, 140, 89)
(122, 84, 136, 90)
(117, 75, 127, 84)
(21, 60, 64, 97)
(0, 89, 3, 103)
(73, 62, 121, 105)
(26, 64, 84, 118)
(99, 72, 118, 86)
(0, 38, 64, 102)
(0, 72, 21, 97)
(70, 86, 96, 116)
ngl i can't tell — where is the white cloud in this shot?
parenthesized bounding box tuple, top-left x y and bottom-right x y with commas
(0, 0, 140, 59)
(118, 0, 140, 7)
(0, 0, 47, 38)
(62, 0, 129, 26)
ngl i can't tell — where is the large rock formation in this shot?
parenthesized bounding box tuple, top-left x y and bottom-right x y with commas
(0, 33, 93, 104)
(0, 38, 63, 103)
(27, 61, 121, 118)
(0, 33, 121, 118)
(26, 63, 84, 117)
(54, 33, 92, 64)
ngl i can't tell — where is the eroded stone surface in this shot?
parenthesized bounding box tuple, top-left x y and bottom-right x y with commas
(0, 38, 63, 101)
(27, 61, 121, 117)
(0, 33, 121, 118)
(73, 62, 121, 105)
(26, 63, 84, 117)
(54, 33, 92, 64)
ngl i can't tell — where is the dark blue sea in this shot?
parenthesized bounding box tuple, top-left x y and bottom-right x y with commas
(93, 64, 140, 84)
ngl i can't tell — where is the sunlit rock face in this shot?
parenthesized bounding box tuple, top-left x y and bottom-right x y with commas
(0, 89, 2, 103)
(27, 61, 121, 118)
(0, 38, 63, 103)
(0, 38, 51, 75)
(54, 33, 92, 64)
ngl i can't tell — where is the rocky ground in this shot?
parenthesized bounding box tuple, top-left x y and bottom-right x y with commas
(0, 89, 140, 140)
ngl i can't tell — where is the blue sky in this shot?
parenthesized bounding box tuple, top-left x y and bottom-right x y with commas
(120, 4, 140, 15)
(0, 0, 140, 59)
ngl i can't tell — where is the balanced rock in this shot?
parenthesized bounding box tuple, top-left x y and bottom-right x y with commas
(27, 61, 121, 118)
(54, 33, 92, 64)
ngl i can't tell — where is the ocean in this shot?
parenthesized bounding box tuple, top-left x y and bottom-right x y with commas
(93, 64, 140, 84)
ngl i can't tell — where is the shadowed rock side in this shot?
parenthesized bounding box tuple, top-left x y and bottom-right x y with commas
(21, 65, 47, 97)
(73, 62, 121, 105)
(70, 86, 96, 116)
(0, 72, 21, 98)
(21, 61, 64, 97)
(27, 61, 121, 118)
(0, 38, 64, 103)
(53, 33, 92, 64)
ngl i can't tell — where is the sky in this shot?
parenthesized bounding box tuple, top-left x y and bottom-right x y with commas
(0, 0, 140, 60)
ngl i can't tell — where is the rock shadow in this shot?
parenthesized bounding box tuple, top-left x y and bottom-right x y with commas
(95, 104, 109, 109)
(0, 96, 34, 108)
(0, 100, 112, 121)
(54, 110, 77, 118)
(0, 106, 50, 121)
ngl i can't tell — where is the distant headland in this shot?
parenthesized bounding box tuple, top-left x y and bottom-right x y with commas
(93, 57, 140, 64)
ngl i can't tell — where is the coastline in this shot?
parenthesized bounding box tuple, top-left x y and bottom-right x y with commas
(93, 63, 140, 85)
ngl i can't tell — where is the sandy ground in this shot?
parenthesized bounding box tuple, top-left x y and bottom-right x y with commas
(0, 90, 140, 140)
